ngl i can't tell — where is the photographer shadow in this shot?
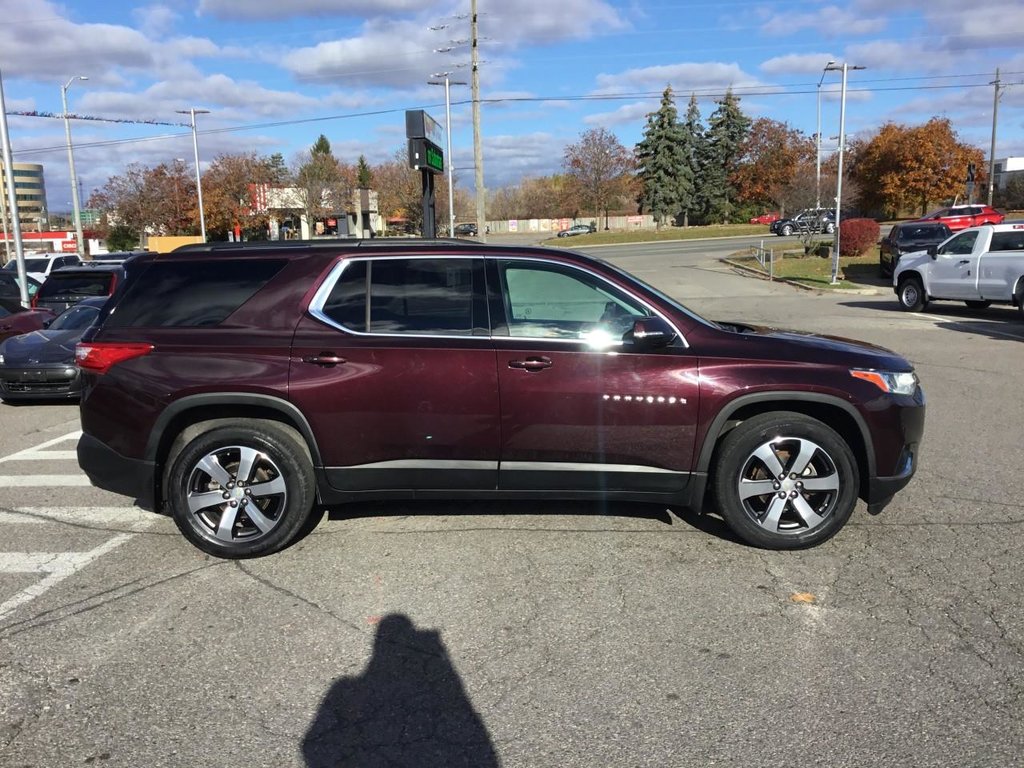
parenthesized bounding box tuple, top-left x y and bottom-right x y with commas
(302, 614, 499, 768)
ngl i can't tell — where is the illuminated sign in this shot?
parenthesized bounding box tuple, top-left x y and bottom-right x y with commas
(408, 138, 444, 174)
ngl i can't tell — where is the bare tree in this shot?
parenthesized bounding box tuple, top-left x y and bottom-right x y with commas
(563, 127, 634, 228)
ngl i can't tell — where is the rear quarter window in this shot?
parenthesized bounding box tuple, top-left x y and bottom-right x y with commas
(104, 259, 286, 328)
(990, 232, 1024, 252)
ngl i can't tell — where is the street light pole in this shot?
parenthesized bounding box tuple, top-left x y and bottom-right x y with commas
(470, 0, 485, 241)
(429, 73, 467, 237)
(62, 75, 88, 257)
(824, 62, 865, 284)
(177, 108, 210, 241)
(1, 65, 30, 305)
(987, 68, 1002, 206)
(816, 61, 834, 210)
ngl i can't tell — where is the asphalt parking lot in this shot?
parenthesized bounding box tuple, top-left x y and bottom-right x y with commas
(1, 242, 1021, 767)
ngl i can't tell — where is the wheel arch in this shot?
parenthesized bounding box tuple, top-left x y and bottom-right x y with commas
(896, 268, 927, 293)
(1012, 275, 1024, 307)
(695, 392, 874, 500)
(146, 394, 324, 504)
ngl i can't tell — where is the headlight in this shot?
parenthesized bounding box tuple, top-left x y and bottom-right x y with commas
(850, 369, 918, 395)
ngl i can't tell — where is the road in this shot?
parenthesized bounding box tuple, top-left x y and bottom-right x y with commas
(1, 243, 1022, 768)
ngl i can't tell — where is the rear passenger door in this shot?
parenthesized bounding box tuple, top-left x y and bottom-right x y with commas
(291, 255, 501, 492)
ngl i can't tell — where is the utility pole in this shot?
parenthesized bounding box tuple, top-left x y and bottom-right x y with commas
(816, 61, 835, 210)
(0, 67, 29, 305)
(62, 75, 88, 257)
(987, 68, 1002, 206)
(471, 0, 485, 241)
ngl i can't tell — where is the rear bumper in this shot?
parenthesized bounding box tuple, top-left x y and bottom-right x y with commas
(77, 432, 157, 510)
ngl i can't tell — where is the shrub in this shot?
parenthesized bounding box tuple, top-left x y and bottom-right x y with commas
(839, 218, 880, 257)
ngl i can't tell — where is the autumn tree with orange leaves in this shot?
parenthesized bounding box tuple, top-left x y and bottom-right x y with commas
(731, 118, 815, 216)
(848, 118, 985, 218)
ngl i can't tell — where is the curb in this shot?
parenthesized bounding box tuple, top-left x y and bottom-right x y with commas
(719, 258, 884, 295)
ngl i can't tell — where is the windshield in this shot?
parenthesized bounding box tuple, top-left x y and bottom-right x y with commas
(49, 304, 101, 331)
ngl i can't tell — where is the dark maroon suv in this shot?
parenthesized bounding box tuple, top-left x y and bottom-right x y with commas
(76, 240, 924, 558)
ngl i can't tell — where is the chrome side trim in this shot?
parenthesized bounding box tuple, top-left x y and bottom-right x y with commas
(500, 461, 683, 475)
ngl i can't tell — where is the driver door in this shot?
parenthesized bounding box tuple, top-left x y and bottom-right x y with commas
(929, 230, 980, 299)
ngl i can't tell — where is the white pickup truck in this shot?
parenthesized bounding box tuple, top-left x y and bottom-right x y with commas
(893, 222, 1024, 314)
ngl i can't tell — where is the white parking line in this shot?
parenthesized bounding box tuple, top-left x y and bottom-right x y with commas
(2, 451, 78, 461)
(0, 431, 82, 464)
(0, 475, 91, 487)
(0, 506, 157, 529)
(917, 313, 1024, 340)
(0, 534, 134, 621)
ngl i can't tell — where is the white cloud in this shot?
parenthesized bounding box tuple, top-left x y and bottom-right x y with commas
(198, 0, 424, 19)
(133, 5, 179, 37)
(594, 62, 763, 96)
(761, 5, 887, 38)
(584, 101, 656, 128)
(761, 53, 839, 76)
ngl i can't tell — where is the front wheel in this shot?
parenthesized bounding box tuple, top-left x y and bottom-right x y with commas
(823, 222, 836, 234)
(712, 412, 859, 549)
(780, 224, 793, 236)
(897, 276, 927, 312)
(166, 421, 316, 558)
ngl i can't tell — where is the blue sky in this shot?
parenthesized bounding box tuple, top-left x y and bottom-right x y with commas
(1, 0, 1022, 213)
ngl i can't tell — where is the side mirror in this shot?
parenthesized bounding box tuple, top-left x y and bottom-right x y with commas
(927, 245, 938, 259)
(624, 316, 677, 350)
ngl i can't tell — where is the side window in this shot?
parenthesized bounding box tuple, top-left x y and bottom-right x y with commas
(496, 260, 648, 341)
(991, 232, 1024, 252)
(938, 231, 979, 256)
(320, 258, 482, 336)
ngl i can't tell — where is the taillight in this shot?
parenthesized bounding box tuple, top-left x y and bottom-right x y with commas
(75, 342, 154, 374)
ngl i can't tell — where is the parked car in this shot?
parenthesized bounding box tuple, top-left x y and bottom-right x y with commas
(0, 297, 106, 401)
(453, 223, 478, 237)
(916, 205, 1004, 232)
(749, 212, 780, 225)
(0, 272, 43, 301)
(32, 262, 127, 314)
(0, 297, 54, 345)
(770, 209, 836, 237)
(557, 223, 596, 237)
(893, 223, 1024, 313)
(75, 239, 925, 559)
(2, 253, 82, 283)
(879, 221, 953, 277)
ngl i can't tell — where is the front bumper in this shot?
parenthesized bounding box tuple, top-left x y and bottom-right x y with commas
(864, 394, 926, 505)
(77, 432, 157, 509)
(0, 365, 83, 400)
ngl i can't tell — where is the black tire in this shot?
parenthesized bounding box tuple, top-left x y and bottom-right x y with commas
(824, 222, 836, 234)
(712, 412, 859, 549)
(963, 300, 991, 309)
(897, 276, 927, 312)
(780, 224, 793, 237)
(166, 421, 316, 558)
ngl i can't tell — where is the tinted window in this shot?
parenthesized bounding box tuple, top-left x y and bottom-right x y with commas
(991, 232, 1024, 251)
(37, 273, 114, 299)
(497, 261, 647, 340)
(321, 258, 480, 336)
(104, 260, 285, 328)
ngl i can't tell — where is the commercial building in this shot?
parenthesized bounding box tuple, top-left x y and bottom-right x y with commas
(993, 157, 1024, 191)
(0, 162, 49, 232)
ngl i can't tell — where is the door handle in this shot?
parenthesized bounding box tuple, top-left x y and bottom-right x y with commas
(508, 356, 552, 372)
(302, 353, 347, 367)
(958, 259, 970, 265)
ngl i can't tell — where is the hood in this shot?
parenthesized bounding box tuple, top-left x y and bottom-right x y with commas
(0, 329, 82, 365)
(893, 251, 932, 277)
(714, 321, 911, 370)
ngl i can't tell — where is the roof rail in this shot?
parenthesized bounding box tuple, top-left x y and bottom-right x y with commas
(171, 237, 479, 253)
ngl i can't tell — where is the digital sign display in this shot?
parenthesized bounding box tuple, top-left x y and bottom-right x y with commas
(408, 138, 444, 174)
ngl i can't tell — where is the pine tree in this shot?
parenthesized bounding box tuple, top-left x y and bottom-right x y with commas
(311, 134, 332, 156)
(635, 87, 692, 229)
(680, 93, 704, 227)
(695, 88, 750, 224)
(357, 155, 373, 188)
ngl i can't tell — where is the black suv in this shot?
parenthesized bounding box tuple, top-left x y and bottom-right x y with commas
(771, 209, 836, 237)
(33, 262, 127, 313)
(76, 239, 924, 559)
(879, 221, 952, 277)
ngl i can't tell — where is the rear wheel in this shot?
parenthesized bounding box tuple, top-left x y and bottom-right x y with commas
(166, 421, 316, 558)
(712, 412, 859, 549)
(824, 222, 836, 234)
(897, 276, 927, 312)
(780, 224, 793, 236)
